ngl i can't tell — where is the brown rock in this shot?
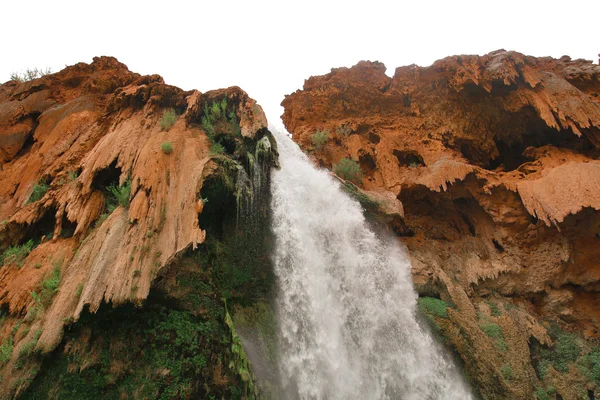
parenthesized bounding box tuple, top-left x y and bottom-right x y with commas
(282, 50, 600, 399)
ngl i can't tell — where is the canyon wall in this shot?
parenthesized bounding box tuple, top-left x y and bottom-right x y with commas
(282, 50, 600, 400)
(0, 58, 277, 399)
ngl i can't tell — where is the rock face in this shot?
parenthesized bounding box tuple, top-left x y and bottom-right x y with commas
(282, 50, 600, 399)
(0, 57, 277, 398)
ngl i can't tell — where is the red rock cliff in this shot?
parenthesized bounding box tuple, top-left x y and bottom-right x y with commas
(282, 50, 600, 399)
(0, 57, 274, 397)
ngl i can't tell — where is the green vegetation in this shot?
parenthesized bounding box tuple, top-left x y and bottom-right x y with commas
(341, 182, 379, 213)
(532, 324, 580, 375)
(501, 364, 513, 380)
(201, 99, 241, 140)
(311, 129, 329, 150)
(22, 291, 251, 399)
(10, 68, 52, 83)
(19, 329, 42, 358)
(161, 141, 174, 154)
(1, 240, 34, 268)
(210, 142, 225, 155)
(160, 109, 178, 131)
(418, 297, 450, 318)
(487, 300, 501, 317)
(536, 386, 556, 400)
(27, 181, 50, 204)
(334, 157, 362, 182)
(480, 322, 508, 352)
(225, 307, 256, 397)
(0, 338, 13, 366)
(106, 179, 131, 212)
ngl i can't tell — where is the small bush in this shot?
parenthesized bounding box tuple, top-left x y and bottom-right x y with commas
(311, 129, 329, 150)
(28, 182, 50, 204)
(10, 67, 52, 83)
(418, 297, 450, 318)
(201, 99, 241, 140)
(210, 142, 225, 155)
(1, 240, 34, 267)
(160, 109, 178, 131)
(106, 179, 131, 211)
(67, 171, 79, 181)
(501, 364, 513, 380)
(161, 142, 173, 154)
(334, 158, 362, 182)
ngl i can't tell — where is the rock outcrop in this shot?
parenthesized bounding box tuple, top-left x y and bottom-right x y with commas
(282, 50, 600, 399)
(0, 57, 277, 398)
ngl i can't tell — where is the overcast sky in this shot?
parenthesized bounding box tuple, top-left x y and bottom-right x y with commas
(2, 0, 597, 128)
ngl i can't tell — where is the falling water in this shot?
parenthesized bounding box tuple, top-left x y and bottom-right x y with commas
(270, 129, 472, 400)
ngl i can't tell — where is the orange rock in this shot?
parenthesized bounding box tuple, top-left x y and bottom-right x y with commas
(282, 50, 600, 399)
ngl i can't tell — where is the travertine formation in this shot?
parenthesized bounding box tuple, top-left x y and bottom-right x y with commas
(0, 57, 270, 397)
(282, 50, 600, 399)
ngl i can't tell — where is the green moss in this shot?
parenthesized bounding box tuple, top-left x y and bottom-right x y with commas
(341, 182, 379, 213)
(0, 338, 13, 366)
(536, 386, 556, 400)
(487, 300, 501, 317)
(418, 297, 450, 318)
(480, 322, 508, 352)
(501, 364, 513, 380)
(533, 324, 580, 374)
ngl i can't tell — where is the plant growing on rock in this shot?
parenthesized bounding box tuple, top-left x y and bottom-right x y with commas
(160, 109, 178, 131)
(27, 181, 50, 204)
(311, 129, 329, 150)
(334, 158, 362, 182)
(106, 179, 132, 211)
(1, 240, 34, 268)
(161, 141, 173, 154)
(10, 67, 52, 83)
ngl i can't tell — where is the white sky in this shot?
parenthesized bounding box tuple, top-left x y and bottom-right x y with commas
(2, 0, 598, 128)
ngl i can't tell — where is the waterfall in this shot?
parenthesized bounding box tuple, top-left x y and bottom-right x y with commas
(270, 129, 472, 400)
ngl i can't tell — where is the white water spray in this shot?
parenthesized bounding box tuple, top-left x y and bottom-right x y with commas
(270, 130, 472, 400)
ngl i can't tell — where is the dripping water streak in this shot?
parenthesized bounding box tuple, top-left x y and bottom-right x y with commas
(270, 129, 472, 400)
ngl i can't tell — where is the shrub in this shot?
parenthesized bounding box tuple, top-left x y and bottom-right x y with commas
(418, 297, 450, 318)
(1, 240, 34, 267)
(160, 109, 178, 131)
(106, 179, 131, 211)
(161, 141, 173, 154)
(334, 158, 362, 182)
(28, 182, 50, 204)
(210, 142, 225, 155)
(201, 99, 240, 140)
(501, 364, 513, 380)
(10, 68, 52, 83)
(311, 129, 329, 150)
